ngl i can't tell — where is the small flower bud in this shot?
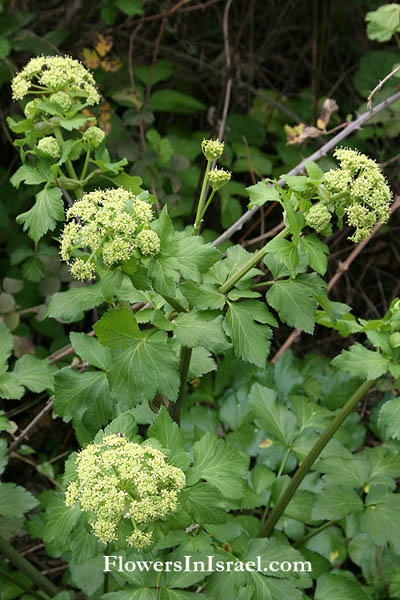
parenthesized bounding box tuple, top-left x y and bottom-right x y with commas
(49, 91, 72, 112)
(305, 203, 331, 233)
(389, 332, 400, 348)
(82, 126, 105, 148)
(36, 136, 60, 160)
(201, 138, 224, 160)
(24, 99, 40, 119)
(208, 167, 231, 190)
(136, 229, 161, 256)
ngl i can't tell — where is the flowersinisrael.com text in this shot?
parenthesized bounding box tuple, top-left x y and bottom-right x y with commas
(103, 555, 312, 574)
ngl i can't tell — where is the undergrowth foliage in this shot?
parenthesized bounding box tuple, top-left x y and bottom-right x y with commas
(0, 8, 400, 598)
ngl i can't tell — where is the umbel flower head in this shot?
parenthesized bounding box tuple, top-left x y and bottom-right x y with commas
(60, 188, 160, 280)
(36, 136, 60, 160)
(201, 138, 224, 160)
(208, 167, 231, 191)
(305, 203, 331, 233)
(11, 56, 100, 105)
(324, 148, 392, 242)
(65, 434, 186, 549)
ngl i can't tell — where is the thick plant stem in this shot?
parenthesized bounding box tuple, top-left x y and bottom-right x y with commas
(168, 347, 193, 424)
(54, 126, 83, 198)
(294, 519, 336, 548)
(0, 534, 60, 597)
(258, 379, 375, 538)
(218, 226, 290, 295)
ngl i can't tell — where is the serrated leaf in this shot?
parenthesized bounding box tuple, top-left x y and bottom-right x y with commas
(148, 406, 189, 468)
(13, 355, 56, 393)
(174, 311, 230, 353)
(378, 397, 400, 439)
(192, 432, 248, 499)
(305, 159, 324, 180)
(224, 301, 273, 367)
(361, 494, 400, 552)
(182, 482, 227, 524)
(312, 485, 364, 520)
(331, 343, 390, 380)
(46, 283, 105, 322)
(0, 320, 13, 367)
(0, 483, 39, 518)
(265, 238, 298, 276)
(10, 165, 47, 189)
(249, 383, 297, 446)
(94, 308, 141, 349)
(70, 332, 112, 371)
(180, 281, 225, 310)
(150, 89, 205, 114)
(246, 181, 282, 208)
(16, 187, 64, 243)
(315, 573, 370, 600)
(174, 236, 221, 282)
(366, 4, 400, 42)
(299, 235, 329, 275)
(266, 278, 317, 334)
(0, 372, 25, 399)
(188, 346, 216, 379)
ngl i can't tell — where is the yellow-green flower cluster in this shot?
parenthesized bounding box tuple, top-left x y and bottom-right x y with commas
(201, 139, 224, 160)
(324, 148, 392, 242)
(60, 188, 160, 280)
(65, 434, 186, 549)
(208, 167, 231, 191)
(305, 203, 331, 233)
(36, 136, 60, 160)
(11, 56, 100, 105)
(82, 126, 106, 148)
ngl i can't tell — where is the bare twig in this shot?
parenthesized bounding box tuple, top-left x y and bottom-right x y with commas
(7, 398, 54, 455)
(367, 64, 400, 110)
(213, 89, 400, 247)
(270, 195, 400, 363)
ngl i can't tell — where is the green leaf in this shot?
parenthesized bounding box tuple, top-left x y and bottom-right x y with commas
(361, 493, 400, 552)
(101, 269, 123, 301)
(0, 372, 25, 399)
(281, 175, 309, 192)
(54, 368, 113, 434)
(112, 172, 143, 194)
(13, 355, 56, 393)
(188, 347, 216, 379)
(103, 591, 156, 600)
(0, 320, 13, 367)
(180, 281, 225, 310)
(224, 301, 273, 367)
(312, 485, 364, 520)
(16, 187, 64, 243)
(249, 383, 297, 446)
(366, 4, 400, 42)
(174, 236, 221, 282)
(266, 277, 317, 334)
(246, 181, 282, 208)
(148, 407, 190, 468)
(10, 165, 47, 189)
(265, 238, 298, 276)
(299, 235, 329, 275)
(192, 431, 249, 499)
(315, 573, 370, 600)
(93, 308, 141, 349)
(107, 332, 180, 404)
(305, 160, 324, 180)
(0, 483, 39, 518)
(70, 521, 103, 564)
(331, 343, 390, 380)
(46, 283, 105, 322)
(70, 332, 112, 371)
(115, 0, 143, 16)
(378, 397, 400, 439)
(174, 311, 230, 353)
(182, 482, 227, 524)
(69, 557, 105, 596)
(150, 90, 205, 114)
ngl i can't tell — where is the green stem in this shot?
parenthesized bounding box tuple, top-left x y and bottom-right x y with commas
(194, 159, 212, 234)
(0, 534, 60, 597)
(277, 447, 292, 477)
(168, 346, 193, 424)
(219, 226, 290, 295)
(258, 379, 374, 538)
(80, 149, 91, 180)
(199, 189, 216, 220)
(163, 296, 187, 313)
(54, 126, 83, 198)
(294, 519, 336, 548)
(0, 566, 44, 600)
(330, 190, 350, 203)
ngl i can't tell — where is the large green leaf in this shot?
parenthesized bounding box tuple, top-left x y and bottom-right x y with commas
(0, 320, 13, 368)
(150, 90, 205, 113)
(46, 283, 105, 322)
(70, 332, 112, 371)
(361, 493, 400, 553)
(315, 573, 370, 600)
(0, 483, 39, 519)
(266, 277, 317, 334)
(331, 343, 390, 380)
(174, 311, 230, 353)
(378, 397, 400, 439)
(192, 432, 248, 499)
(13, 355, 56, 393)
(312, 485, 364, 520)
(147, 407, 190, 468)
(16, 187, 64, 243)
(182, 482, 227, 524)
(299, 235, 329, 276)
(224, 301, 274, 367)
(93, 308, 140, 349)
(179, 281, 225, 310)
(249, 383, 298, 446)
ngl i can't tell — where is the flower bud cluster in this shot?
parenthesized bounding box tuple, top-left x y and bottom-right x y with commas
(60, 188, 160, 280)
(36, 136, 60, 160)
(201, 138, 224, 160)
(11, 56, 100, 105)
(324, 148, 392, 242)
(305, 203, 331, 233)
(65, 434, 185, 549)
(208, 167, 231, 191)
(82, 126, 106, 148)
